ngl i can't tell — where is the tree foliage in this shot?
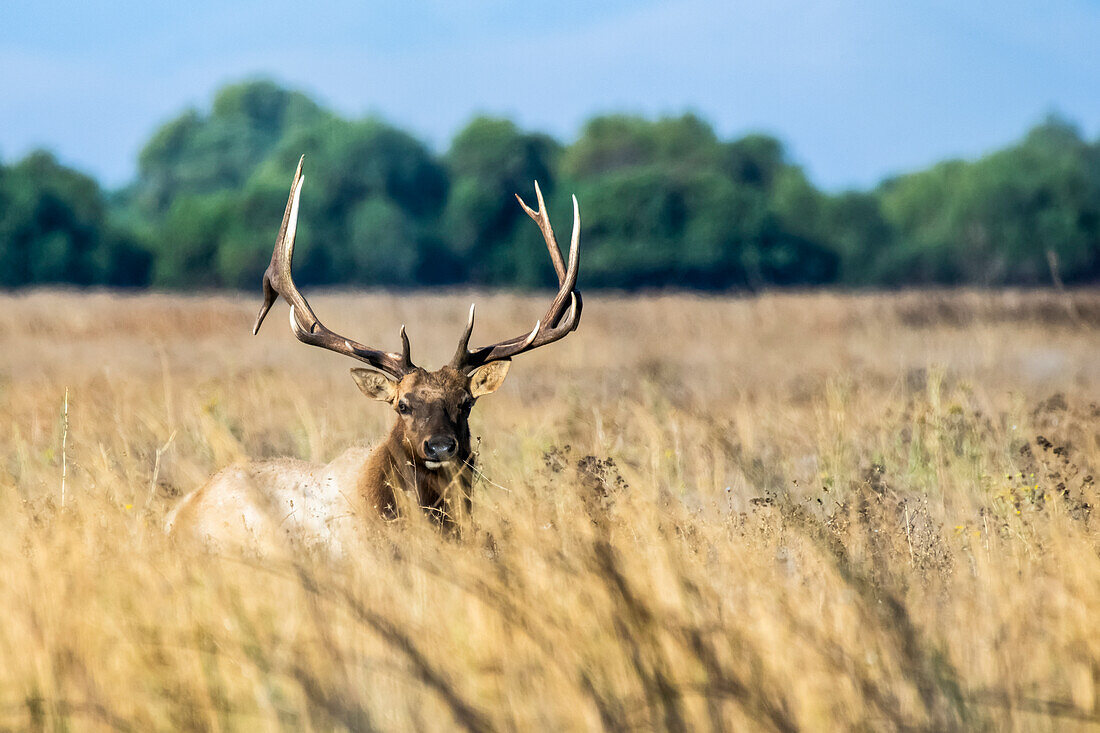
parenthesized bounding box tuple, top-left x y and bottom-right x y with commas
(876, 117, 1100, 284)
(444, 117, 560, 286)
(2, 81, 1099, 290)
(0, 152, 149, 286)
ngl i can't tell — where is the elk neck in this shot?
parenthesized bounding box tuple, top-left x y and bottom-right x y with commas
(359, 416, 475, 521)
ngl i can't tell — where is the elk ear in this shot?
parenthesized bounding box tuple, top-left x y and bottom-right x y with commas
(468, 361, 511, 397)
(350, 368, 397, 403)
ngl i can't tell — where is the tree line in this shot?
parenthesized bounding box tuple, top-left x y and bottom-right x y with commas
(2, 79, 1099, 290)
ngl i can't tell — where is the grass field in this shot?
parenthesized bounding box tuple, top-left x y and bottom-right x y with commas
(1, 288, 1099, 731)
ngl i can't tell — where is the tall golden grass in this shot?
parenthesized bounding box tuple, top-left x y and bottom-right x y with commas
(1, 288, 1098, 731)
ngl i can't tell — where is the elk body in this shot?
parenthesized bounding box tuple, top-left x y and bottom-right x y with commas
(166, 157, 582, 555)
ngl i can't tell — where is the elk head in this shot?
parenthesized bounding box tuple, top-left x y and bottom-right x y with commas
(252, 156, 582, 474)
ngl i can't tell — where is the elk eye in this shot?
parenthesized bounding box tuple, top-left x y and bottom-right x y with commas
(397, 401, 410, 415)
(461, 397, 473, 411)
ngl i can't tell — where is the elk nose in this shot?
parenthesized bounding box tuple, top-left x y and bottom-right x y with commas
(424, 436, 457, 461)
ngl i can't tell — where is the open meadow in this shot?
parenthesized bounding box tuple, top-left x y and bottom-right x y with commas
(1, 288, 1099, 731)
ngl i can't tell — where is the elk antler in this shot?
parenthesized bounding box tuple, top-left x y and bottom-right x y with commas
(253, 156, 416, 380)
(450, 181, 582, 373)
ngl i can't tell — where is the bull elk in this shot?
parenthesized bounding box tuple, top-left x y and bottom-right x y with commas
(167, 156, 581, 554)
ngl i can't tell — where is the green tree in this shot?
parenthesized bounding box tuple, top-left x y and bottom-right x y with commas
(818, 192, 894, 284)
(0, 151, 149, 286)
(561, 113, 719, 179)
(151, 193, 235, 287)
(443, 117, 561, 285)
(130, 79, 329, 215)
(236, 116, 449, 287)
(7, 78, 1100, 293)
(875, 116, 1100, 284)
(565, 117, 837, 288)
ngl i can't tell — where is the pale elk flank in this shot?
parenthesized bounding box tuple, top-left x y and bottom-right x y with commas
(166, 156, 582, 554)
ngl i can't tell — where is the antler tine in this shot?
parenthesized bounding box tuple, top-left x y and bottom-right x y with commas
(399, 324, 412, 365)
(514, 180, 567, 281)
(450, 303, 476, 365)
(253, 155, 305, 335)
(253, 156, 415, 380)
(547, 194, 581, 327)
(452, 183, 582, 372)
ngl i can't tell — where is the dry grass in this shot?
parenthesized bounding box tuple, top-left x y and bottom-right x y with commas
(1, 287, 1099, 731)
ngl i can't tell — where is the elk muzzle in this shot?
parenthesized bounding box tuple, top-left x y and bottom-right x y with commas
(423, 435, 458, 467)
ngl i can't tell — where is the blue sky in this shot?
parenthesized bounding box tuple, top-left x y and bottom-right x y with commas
(2, 0, 1098, 190)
